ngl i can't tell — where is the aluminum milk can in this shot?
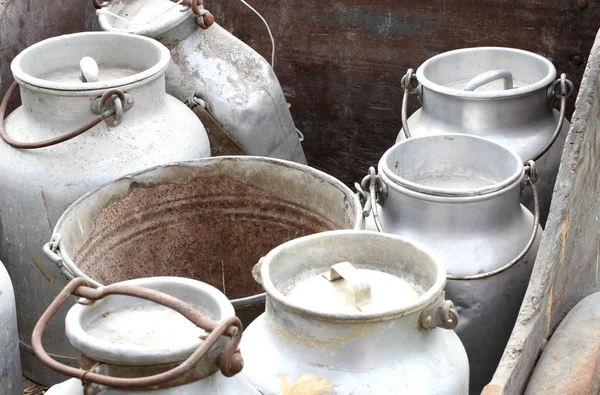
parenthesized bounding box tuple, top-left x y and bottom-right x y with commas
(0, 32, 210, 385)
(241, 230, 469, 394)
(0, 260, 20, 395)
(36, 277, 259, 394)
(397, 47, 574, 225)
(362, 134, 542, 393)
(96, 0, 307, 163)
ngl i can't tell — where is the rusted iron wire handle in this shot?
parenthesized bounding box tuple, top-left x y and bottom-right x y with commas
(447, 160, 540, 281)
(32, 278, 244, 389)
(0, 81, 124, 149)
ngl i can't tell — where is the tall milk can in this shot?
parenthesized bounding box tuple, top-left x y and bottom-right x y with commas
(0, 32, 210, 385)
(362, 134, 542, 393)
(35, 277, 259, 394)
(96, 0, 307, 162)
(0, 260, 20, 395)
(241, 230, 470, 394)
(397, 47, 574, 225)
(44, 157, 362, 329)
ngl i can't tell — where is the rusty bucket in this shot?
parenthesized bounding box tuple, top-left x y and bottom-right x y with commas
(44, 157, 363, 326)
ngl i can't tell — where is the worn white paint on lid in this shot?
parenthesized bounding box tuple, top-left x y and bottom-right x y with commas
(286, 268, 420, 314)
(85, 302, 206, 348)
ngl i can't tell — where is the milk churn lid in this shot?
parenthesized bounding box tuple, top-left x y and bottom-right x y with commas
(257, 230, 447, 319)
(65, 277, 235, 365)
(417, 47, 556, 99)
(11, 32, 170, 92)
(97, 0, 195, 37)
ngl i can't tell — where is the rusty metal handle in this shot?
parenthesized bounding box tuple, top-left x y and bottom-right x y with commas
(529, 74, 574, 163)
(400, 69, 419, 139)
(464, 69, 514, 91)
(0, 81, 130, 149)
(32, 278, 244, 390)
(170, 0, 214, 28)
(447, 160, 540, 281)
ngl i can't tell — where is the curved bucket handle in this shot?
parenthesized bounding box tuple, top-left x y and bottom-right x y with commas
(32, 278, 244, 390)
(0, 81, 133, 149)
(357, 160, 540, 280)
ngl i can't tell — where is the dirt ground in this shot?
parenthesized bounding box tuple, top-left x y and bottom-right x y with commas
(22, 376, 47, 395)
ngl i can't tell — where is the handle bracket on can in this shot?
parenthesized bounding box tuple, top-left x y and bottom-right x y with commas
(418, 292, 459, 331)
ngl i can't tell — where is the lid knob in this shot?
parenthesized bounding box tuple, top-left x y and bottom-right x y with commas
(322, 262, 371, 311)
(80, 56, 99, 83)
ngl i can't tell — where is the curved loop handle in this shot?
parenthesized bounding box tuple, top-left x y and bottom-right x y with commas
(322, 262, 372, 311)
(463, 69, 514, 91)
(32, 279, 244, 389)
(0, 81, 130, 149)
(400, 69, 419, 139)
(529, 73, 574, 163)
(447, 160, 540, 281)
(356, 166, 386, 232)
(418, 292, 459, 331)
(42, 234, 76, 281)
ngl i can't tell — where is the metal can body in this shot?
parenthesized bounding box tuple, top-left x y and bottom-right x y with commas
(0, 32, 210, 385)
(397, 47, 571, 225)
(241, 230, 470, 394)
(376, 135, 542, 393)
(42, 277, 260, 394)
(98, 4, 307, 163)
(0, 260, 20, 395)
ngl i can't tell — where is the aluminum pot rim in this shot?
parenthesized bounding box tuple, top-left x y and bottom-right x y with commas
(379, 134, 524, 200)
(64, 276, 234, 365)
(260, 230, 447, 323)
(52, 156, 363, 295)
(97, 3, 194, 38)
(417, 46, 556, 99)
(11, 32, 171, 92)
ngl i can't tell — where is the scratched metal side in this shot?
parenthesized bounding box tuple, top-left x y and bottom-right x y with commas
(483, 28, 600, 395)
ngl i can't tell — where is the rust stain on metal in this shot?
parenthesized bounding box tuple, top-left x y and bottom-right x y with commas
(32, 258, 54, 286)
(40, 190, 53, 232)
(75, 177, 342, 300)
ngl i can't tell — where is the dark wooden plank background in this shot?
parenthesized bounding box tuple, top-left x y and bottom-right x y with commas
(209, 0, 598, 185)
(0, 0, 597, 186)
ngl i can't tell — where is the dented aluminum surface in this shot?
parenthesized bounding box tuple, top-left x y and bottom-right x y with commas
(97, 1, 307, 163)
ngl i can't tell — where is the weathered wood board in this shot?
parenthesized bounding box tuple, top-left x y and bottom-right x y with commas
(483, 28, 600, 394)
(210, 0, 598, 185)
